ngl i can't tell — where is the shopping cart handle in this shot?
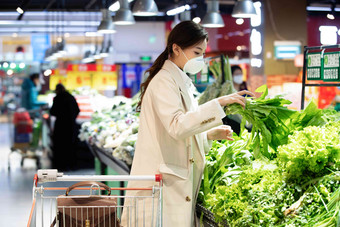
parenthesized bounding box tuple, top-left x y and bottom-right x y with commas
(155, 174, 162, 182)
(37, 169, 63, 183)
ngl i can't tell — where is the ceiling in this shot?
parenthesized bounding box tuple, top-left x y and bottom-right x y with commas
(0, 0, 338, 35)
(0, 0, 338, 12)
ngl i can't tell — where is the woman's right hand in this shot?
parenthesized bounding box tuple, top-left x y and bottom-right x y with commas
(217, 90, 255, 107)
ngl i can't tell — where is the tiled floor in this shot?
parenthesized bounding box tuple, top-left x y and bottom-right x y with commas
(0, 120, 95, 227)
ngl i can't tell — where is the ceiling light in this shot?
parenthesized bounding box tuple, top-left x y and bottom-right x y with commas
(10, 63, 16, 69)
(327, 13, 335, 20)
(98, 9, 117, 33)
(12, 33, 18, 37)
(232, 0, 256, 18)
(167, 4, 191, 16)
(193, 17, 201, 23)
(44, 69, 52, 76)
(57, 39, 67, 55)
(16, 7, 24, 14)
(327, 3, 336, 20)
(202, 1, 225, 28)
(133, 0, 158, 16)
(93, 45, 102, 60)
(64, 33, 70, 38)
(109, 0, 134, 12)
(3, 62, 9, 68)
(7, 69, 14, 76)
(113, 0, 136, 25)
(83, 50, 94, 63)
(19, 63, 25, 69)
(236, 18, 244, 25)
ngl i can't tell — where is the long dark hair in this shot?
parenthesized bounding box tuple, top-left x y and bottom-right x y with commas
(136, 21, 208, 111)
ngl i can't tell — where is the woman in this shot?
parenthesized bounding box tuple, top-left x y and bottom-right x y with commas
(231, 65, 248, 92)
(121, 21, 253, 226)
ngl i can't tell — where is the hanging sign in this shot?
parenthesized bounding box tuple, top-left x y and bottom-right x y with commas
(322, 52, 340, 82)
(67, 72, 92, 89)
(92, 72, 118, 90)
(306, 53, 322, 80)
(49, 69, 67, 91)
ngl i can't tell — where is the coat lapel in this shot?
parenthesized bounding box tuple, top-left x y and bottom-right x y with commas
(162, 60, 205, 160)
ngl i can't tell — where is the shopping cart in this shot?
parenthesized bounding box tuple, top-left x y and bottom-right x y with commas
(27, 169, 163, 227)
(7, 107, 50, 170)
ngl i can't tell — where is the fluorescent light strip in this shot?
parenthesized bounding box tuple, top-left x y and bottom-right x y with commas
(307, 6, 340, 12)
(0, 11, 101, 16)
(166, 4, 191, 16)
(0, 20, 100, 26)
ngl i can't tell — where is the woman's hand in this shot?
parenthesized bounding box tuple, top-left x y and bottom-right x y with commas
(217, 90, 255, 107)
(207, 125, 234, 141)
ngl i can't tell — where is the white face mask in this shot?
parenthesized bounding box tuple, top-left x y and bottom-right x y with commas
(182, 50, 205, 74)
(233, 74, 243, 84)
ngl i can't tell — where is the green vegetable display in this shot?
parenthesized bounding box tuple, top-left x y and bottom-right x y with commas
(199, 86, 340, 226)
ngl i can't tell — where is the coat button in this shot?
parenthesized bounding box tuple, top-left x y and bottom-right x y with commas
(186, 196, 191, 202)
(189, 158, 195, 164)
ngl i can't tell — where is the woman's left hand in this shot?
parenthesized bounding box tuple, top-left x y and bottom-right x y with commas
(207, 125, 234, 141)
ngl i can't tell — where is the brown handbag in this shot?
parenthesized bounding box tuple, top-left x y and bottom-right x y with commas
(51, 181, 121, 227)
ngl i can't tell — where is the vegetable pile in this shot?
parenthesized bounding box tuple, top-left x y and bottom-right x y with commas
(199, 85, 340, 226)
(79, 94, 139, 165)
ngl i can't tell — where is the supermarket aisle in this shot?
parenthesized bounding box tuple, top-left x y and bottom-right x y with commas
(0, 122, 34, 226)
(0, 121, 95, 226)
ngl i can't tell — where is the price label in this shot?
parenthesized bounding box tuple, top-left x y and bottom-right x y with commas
(323, 52, 340, 82)
(306, 53, 322, 80)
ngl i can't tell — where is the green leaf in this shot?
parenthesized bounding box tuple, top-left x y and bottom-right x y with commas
(255, 84, 268, 100)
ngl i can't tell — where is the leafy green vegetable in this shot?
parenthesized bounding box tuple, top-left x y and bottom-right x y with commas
(277, 124, 340, 183)
(226, 85, 296, 159)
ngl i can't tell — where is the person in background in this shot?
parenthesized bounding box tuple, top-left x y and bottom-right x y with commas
(231, 65, 248, 92)
(50, 83, 80, 171)
(21, 73, 46, 112)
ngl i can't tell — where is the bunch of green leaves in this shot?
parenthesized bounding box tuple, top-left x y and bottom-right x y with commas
(226, 85, 296, 160)
(204, 161, 284, 226)
(277, 124, 340, 183)
(281, 172, 340, 226)
(198, 131, 252, 204)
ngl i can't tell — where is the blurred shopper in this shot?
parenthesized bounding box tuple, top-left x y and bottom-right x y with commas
(231, 65, 248, 92)
(50, 84, 80, 170)
(21, 73, 46, 111)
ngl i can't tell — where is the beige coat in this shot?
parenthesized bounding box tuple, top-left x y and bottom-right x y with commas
(121, 60, 225, 226)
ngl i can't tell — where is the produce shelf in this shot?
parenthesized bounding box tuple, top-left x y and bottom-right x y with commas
(87, 141, 130, 175)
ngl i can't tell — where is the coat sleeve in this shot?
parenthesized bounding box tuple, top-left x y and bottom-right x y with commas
(202, 131, 213, 154)
(149, 73, 226, 141)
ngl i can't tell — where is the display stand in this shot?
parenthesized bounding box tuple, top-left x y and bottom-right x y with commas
(300, 44, 340, 109)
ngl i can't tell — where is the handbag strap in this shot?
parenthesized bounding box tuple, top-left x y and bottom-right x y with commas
(65, 181, 111, 196)
(50, 217, 56, 227)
